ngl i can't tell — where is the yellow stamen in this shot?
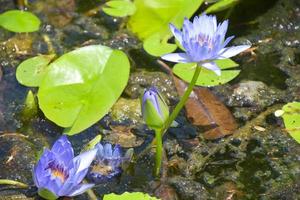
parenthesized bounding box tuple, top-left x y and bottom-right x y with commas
(52, 170, 65, 182)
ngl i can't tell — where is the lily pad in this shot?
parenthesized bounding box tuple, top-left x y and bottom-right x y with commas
(143, 33, 177, 57)
(173, 59, 240, 86)
(128, 0, 203, 40)
(103, 0, 136, 17)
(205, 0, 239, 14)
(104, 192, 160, 200)
(16, 54, 56, 87)
(37, 45, 130, 135)
(279, 102, 300, 143)
(0, 10, 41, 33)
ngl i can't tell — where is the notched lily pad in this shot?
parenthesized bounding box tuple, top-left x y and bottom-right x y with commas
(0, 10, 41, 32)
(16, 54, 56, 87)
(37, 45, 130, 135)
(103, 0, 136, 17)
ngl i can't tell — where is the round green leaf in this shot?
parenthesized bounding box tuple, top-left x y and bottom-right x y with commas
(143, 33, 177, 56)
(173, 59, 240, 87)
(0, 10, 41, 33)
(37, 45, 130, 135)
(16, 54, 55, 87)
(104, 192, 160, 200)
(128, 0, 204, 40)
(280, 102, 300, 143)
(103, 0, 136, 17)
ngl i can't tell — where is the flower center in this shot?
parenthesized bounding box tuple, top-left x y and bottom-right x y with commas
(47, 161, 69, 183)
(197, 34, 214, 49)
(91, 163, 113, 176)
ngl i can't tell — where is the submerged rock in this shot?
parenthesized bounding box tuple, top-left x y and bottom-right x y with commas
(168, 177, 209, 200)
(125, 70, 177, 103)
(0, 133, 36, 185)
(229, 81, 280, 108)
(110, 98, 142, 124)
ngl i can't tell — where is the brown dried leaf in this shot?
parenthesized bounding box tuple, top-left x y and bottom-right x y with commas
(159, 60, 237, 140)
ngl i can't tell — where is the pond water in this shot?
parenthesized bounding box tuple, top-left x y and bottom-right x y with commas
(0, 0, 299, 199)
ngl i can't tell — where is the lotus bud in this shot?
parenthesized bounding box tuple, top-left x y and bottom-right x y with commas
(141, 87, 169, 129)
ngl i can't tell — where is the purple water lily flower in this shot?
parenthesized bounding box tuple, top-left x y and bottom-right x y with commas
(162, 14, 251, 76)
(141, 87, 169, 129)
(88, 143, 124, 183)
(33, 135, 97, 200)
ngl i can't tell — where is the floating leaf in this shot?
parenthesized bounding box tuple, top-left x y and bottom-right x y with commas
(143, 33, 177, 57)
(205, 0, 239, 13)
(0, 10, 41, 32)
(127, 0, 204, 56)
(173, 59, 240, 87)
(37, 45, 130, 135)
(128, 0, 203, 39)
(279, 102, 300, 143)
(103, 192, 160, 200)
(16, 54, 56, 87)
(103, 0, 136, 17)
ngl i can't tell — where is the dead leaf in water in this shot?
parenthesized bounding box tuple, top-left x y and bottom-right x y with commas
(104, 125, 144, 148)
(159, 60, 237, 140)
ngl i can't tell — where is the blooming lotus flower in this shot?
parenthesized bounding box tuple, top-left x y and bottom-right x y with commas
(88, 143, 124, 183)
(33, 135, 97, 200)
(162, 14, 251, 76)
(141, 87, 169, 129)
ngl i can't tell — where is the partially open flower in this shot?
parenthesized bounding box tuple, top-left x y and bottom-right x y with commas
(33, 135, 97, 200)
(88, 143, 124, 183)
(162, 13, 251, 76)
(141, 87, 169, 130)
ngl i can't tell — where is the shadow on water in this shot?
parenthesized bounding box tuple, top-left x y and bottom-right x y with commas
(232, 52, 289, 90)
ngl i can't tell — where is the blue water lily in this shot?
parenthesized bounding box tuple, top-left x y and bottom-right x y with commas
(88, 143, 124, 183)
(33, 135, 97, 200)
(162, 14, 251, 76)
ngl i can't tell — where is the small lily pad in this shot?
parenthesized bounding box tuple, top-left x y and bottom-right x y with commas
(205, 0, 239, 13)
(173, 59, 240, 86)
(0, 10, 41, 33)
(103, 0, 136, 17)
(279, 102, 300, 143)
(104, 192, 160, 200)
(143, 33, 177, 57)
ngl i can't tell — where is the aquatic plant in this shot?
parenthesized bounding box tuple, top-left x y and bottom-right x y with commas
(141, 87, 169, 129)
(276, 102, 300, 143)
(143, 14, 250, 176)
(102, 0, 239, 56)
(141, 87, 169, 175)
(103, 192, 160, 200)
(16, 45, 130, 135)
(88, 143, 124, 183)
(33, 136, 97, 200)
(0, 10, 40, 32)
(162, 14, 250, 76)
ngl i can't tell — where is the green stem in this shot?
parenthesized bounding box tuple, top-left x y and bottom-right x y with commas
(0, 179, 28, 188)
(160, 65, 202, 136)
(154, 129, 163, 177)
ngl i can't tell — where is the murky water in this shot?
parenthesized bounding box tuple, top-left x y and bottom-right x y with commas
(0, 0, 300, 199)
